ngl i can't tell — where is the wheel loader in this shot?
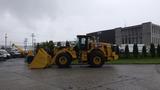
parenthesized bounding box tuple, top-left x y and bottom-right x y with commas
(28, 35, 118, 69)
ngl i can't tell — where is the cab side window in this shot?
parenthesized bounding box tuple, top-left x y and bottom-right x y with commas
(80, 38, 88, 50)
(81, 38, 86, 45)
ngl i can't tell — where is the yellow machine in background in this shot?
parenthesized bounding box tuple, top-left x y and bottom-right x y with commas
(12, 44, 26, 57)
(29, 35, 119, 69)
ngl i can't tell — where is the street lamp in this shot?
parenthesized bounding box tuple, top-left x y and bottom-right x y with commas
(5, 33, 7, 49)
(24, 38, 28, 51)
(31, 33, 35, 49)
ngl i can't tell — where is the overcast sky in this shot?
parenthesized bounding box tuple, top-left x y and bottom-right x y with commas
(0, 0, 160, 45)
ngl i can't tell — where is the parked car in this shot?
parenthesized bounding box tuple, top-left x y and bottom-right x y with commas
(9, 50, 21, 58)
(0, 52, 6, 61)
(0, 49, 11, 59)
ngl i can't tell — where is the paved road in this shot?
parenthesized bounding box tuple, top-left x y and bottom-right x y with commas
(0, 58, 160, 90)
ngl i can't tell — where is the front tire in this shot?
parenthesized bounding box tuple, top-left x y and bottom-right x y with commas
(55, 53, 72, 68)
(89, 51, 105, 67)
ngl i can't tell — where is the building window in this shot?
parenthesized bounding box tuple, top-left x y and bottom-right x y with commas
(122, 38, 124, 44)
(136, 37, 138, 43)
(132, 37, 135, 43)
(129, 38, 131, 44)
(125, 37, 127, 44)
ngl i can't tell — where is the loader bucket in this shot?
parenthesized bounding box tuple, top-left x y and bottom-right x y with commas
(29, 48, 52, 69)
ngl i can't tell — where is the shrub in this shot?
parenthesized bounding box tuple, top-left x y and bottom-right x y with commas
(142, 45, 147, 57)
(133, 43, 139, 58)
(125, 45, 129, 58)
(150, 43, 155, 57)
(157, 44, 160, 57)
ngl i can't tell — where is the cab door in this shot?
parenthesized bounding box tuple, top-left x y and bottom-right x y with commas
(76, 36, 89, 61)
(78, 37, 88, 50)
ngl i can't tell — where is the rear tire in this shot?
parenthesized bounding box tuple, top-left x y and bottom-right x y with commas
(89, 51, 105, 67)
(55, 53, 72, 68)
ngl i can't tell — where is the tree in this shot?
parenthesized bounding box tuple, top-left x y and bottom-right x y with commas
(65, 41, 70, 47)
(57, 42, 61, 47)
(35, 41, 55, 56)
(133, 43, 139, 58)
(150, 43, 155, 57)
(125, 45, 129, 58)
(35, 43, 40, 54)
(48, 41, 55, 57)
(142, 45, 147, 57)
(43, 41, 49, 52)
(157, 44, 160, 57)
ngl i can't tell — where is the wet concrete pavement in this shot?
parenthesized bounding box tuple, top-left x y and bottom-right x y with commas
(0, 58, 160, 90)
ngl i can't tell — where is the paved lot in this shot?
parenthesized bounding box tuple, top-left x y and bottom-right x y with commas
(0, 58, 160, 90)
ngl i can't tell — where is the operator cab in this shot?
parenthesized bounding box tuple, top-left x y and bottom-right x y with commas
(76, 35, 94, 50)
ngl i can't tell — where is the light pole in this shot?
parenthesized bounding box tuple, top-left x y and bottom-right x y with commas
(31, 33, 35, 50)
(24, 38, 28, 52)
(5, 33, 7, 49)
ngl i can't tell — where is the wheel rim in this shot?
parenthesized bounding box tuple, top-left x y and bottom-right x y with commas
(93, 56, 101, 65)
(59, 56, 67, 64)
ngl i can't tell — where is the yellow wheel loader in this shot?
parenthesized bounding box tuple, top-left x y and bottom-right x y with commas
(28, 35, 118, 69)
